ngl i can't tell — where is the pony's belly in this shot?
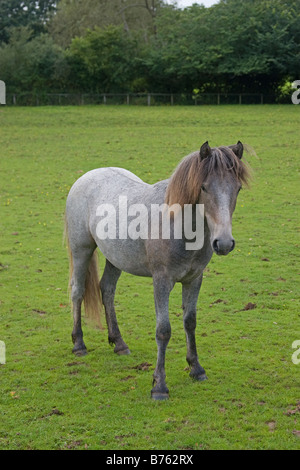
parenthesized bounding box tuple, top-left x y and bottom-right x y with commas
(96, 239, 151, 277)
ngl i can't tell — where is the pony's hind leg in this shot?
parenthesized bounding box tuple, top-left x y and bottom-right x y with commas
(71, 246, 96, 356)
(100, 259, 130, 355)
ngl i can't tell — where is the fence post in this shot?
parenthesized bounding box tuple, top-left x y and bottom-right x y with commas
(239, 94, 242, 105)
(171, 94, 174, 106)
(261, 94, 263, 105)
(127, 94, 130, 105)
(217, 93, 220, 105)
(13, 94, 16, 105)
(103, 94, 107, 105)
(147, 94, 151, 106)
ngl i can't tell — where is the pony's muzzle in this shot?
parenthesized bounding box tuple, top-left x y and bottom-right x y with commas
(213, 238, 235, 256)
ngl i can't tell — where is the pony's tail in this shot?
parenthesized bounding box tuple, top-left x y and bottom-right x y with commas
(64, 215, 103, 329)
(83, 250, 103, 329)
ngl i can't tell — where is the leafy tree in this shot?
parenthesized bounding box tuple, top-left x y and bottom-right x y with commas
(0, 26, 66, 92)
(0, 0, 299, 96)
(66, 26, 139, 92)
(49, 0, 163, 48)
(0, 0, 58, 43)
(210, 0, 300, 92)
(142, 0, 300, 93)
(141, 4, 226, 92)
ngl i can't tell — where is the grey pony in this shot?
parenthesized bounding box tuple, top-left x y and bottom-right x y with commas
(65, 141, 249, 400)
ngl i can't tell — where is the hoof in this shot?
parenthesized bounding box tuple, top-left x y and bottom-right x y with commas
(151, 392, 169, 401)
(112, 339, 130, 356)
(116, 348, 131, 356)
(151, 382, 169, 400)
(72, 347, 88, 357)
(190, 372, 208, 382)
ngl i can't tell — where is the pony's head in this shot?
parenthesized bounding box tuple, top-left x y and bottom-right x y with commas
(165, 141, 251, 255)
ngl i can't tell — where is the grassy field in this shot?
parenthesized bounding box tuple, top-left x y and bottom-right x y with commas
(0, 104, 299, 450)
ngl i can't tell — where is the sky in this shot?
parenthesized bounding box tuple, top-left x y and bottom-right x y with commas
(165, 0, 219, 8)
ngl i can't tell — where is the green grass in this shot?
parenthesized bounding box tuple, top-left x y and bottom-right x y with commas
(0, 105, 299, 450)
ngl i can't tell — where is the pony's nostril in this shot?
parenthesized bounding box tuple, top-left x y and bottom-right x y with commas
(213, 239, 219, 253)
(213, 239, 235, 255)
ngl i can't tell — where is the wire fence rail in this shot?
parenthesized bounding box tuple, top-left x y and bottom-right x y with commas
(6, 92, 278, 106)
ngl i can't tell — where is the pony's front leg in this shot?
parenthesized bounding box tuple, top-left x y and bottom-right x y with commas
(151, 275, 174, 400)
(182, 275, 207, 381)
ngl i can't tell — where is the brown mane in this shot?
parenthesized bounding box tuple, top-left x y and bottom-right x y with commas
(165, 146, 250, 207)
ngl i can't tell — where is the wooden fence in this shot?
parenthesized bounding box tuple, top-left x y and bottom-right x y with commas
(6, 92, 278, 106)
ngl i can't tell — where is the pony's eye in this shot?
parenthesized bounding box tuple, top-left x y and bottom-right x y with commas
(201, 184, 207, 193)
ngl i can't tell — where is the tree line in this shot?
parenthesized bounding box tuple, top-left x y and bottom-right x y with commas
(0, 0, 299, 100)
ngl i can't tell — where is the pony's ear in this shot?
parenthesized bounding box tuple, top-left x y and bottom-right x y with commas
(200, 141, 212, 161)
(229, 141, 243, 159)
